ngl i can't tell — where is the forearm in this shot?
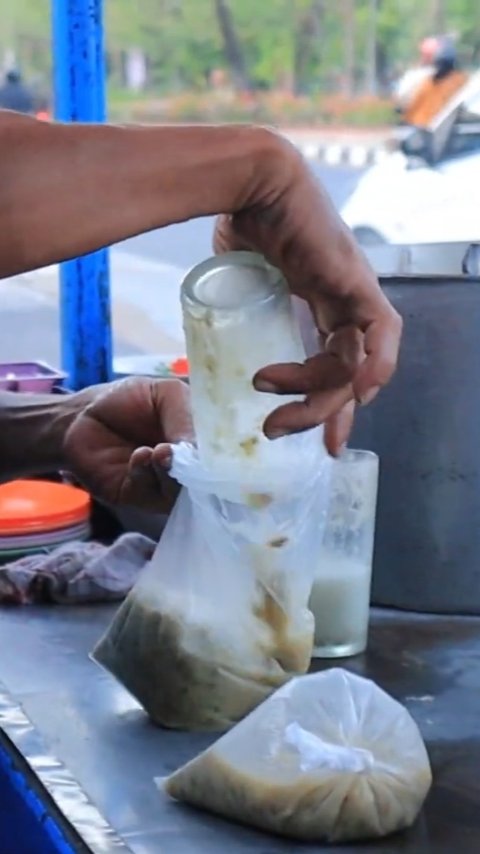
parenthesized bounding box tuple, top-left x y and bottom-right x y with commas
(0, 112, 279, 278)
(0, 388, 99, 481)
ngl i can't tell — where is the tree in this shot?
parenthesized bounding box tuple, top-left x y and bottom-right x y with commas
(213, 0, 251, 90)
(342, 0, 356, 96)
(1, 0, 479, 101)
(364, 0, 378, 94)
(430, 0, 446, 32)
(293, 0, 324, 94)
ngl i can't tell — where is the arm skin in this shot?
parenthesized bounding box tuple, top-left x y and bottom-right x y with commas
(0, 114, 284, 480)
(0, 111, 401, 478)
(0, 111, 286, 277)
(0, 389, 101, 483)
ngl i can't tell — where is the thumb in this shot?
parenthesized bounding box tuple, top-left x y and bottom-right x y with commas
(151, 379, 194, 445)
(213, 214, 252, 255)
(129, 381, 194, 478)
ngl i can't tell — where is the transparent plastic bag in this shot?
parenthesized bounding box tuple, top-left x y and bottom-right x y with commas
(93, 435, 331, 731)
(162, 668, 432, 842)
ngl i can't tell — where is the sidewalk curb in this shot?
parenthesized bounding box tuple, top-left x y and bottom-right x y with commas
(295, 141, 389, 167)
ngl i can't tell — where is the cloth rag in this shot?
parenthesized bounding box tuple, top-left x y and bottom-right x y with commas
(0, 533, 155, 605)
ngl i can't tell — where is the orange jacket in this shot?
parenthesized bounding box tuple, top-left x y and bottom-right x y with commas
(404, 70, 467, 127)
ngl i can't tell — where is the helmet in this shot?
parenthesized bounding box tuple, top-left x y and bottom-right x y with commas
(434, 35, 457, 65)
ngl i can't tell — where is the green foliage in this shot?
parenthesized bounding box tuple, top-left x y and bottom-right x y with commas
(0, 0, 478, 96)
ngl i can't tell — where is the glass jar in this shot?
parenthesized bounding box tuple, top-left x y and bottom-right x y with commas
(181, 251, 313, 479)
(310, 449, 379, 658)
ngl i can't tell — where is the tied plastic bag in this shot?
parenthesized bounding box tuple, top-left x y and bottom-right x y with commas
(93, 437, 331, 731)
(163, 668, 432, 842)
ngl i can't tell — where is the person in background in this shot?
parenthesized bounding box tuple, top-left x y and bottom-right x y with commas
(403, 36, 468, 128)
(395, 37, 439, 116)
(0, 69, 35, 114)
(0, 112, 402, 511)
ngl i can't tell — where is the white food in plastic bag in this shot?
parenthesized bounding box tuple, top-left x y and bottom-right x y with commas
(163, 668, 432, 842)
(93, 439, 331, 731)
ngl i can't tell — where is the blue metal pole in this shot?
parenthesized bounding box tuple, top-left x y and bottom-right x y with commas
(52, 0, 112, 390)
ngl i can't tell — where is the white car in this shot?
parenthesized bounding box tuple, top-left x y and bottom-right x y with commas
(341, 74, 480, 247)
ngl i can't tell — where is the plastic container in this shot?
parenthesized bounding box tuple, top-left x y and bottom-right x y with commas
(0, 480, 91, 536)
(0, 521, 90, 551)
(0, 735, 80, 854)
(0, 362, 67, 393)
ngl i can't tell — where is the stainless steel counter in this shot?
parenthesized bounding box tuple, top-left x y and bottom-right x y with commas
(1, 604, 480, 853)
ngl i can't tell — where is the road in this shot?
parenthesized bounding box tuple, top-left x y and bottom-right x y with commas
(0, 164, 361, 368)
(119, 164, 359, 268)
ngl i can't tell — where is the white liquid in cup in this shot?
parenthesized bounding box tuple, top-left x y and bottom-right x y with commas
(309, 553, 371, 657)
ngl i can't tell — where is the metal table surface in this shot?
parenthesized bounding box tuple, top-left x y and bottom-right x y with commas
(0, 604, 479, 854)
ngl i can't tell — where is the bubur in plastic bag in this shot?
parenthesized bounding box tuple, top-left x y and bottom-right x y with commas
(163, 668, 432, 842)
(93, 437, 331, 731)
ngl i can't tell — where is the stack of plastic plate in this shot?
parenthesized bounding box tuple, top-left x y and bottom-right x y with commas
(0, 480, 91, 564)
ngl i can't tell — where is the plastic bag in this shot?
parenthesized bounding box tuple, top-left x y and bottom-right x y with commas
(163, 668, 432, 842)
(93, 436, 331, 731)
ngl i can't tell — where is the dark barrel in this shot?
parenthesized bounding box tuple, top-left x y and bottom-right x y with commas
(352, 276, 480, 613)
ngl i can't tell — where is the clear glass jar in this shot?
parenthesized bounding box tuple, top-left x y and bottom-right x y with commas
(309, 449, 379, 658)
(181, 251, 310, 479)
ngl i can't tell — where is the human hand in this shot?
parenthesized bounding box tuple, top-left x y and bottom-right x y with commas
(214, 137, 401, 453)
(64, 378, 193, 512)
